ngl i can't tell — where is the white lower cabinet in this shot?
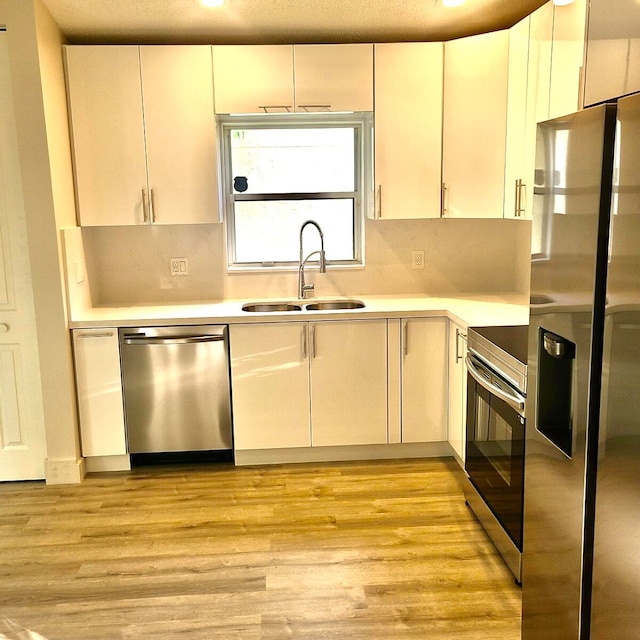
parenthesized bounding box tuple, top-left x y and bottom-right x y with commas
(229, 323, 311, 450)
(72, 328, 127, 457)
(400, 318, 448, 443)
(310, 320, 388, 446)
(447, 320, 468, 466)
(229, 320, 388, 450)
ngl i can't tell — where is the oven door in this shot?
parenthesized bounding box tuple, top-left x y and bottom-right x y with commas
(465, 354, 526, 550)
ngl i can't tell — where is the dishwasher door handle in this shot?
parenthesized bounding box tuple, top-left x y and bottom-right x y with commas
(123, 335, 225, 346)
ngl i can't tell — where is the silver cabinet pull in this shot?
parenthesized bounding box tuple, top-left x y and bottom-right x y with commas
(376, 185, 383, 219)
(141, 188, 149, 223)
(441, 183, 448, 216)
(403, 321, 408, 356)
(76, 331, 114, 339)
(302, 324, 308, 360)
(515, 179, 526, 217)
(310, 324, 317, 358)
(455, 327, 467, 363)
(297, 104, 332, 111)
(150, 188, 156, 223)
(258, 105, 292, 112)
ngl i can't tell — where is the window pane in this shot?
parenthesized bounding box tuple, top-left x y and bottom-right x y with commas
(234, 199, 355, 263)
(230, 128, 355, 194)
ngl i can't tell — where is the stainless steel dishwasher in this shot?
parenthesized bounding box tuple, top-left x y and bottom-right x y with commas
(119, 325, 232, 454)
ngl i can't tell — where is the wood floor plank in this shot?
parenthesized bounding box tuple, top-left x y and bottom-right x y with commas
(0, 458, 521, 639)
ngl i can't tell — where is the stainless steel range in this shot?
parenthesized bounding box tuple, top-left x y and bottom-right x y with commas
(464, 324, 528, 584)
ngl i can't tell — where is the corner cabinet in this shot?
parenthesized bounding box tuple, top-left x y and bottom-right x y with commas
(65, 45, 219, 226)
(442, 31, 510, 218)
(372, 43, 443, 220)
(447, 320, 468, 466)
(229, 320, 387, 451)
(72, 328, 127, 457)
(212, 44, 373, 114)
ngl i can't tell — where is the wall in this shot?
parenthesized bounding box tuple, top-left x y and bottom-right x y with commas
(83, 218, 531, 305)
(0, 0, 82, 483)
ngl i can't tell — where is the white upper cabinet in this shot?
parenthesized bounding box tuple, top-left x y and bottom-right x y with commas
(373, 42, 443, 220)
(294, 44, 373, 112)
(584, 0, 640, 106)
(442, 31, 510, 218)
(504, 15, 532, 220)
(65, 46, 147, 226)
(65, 45, 219, 226)
(212, 45, 294, 114)
(212, 44, 373, 114)
(548, 0, 588, 119)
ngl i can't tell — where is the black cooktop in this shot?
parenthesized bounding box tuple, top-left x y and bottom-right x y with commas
(471, 325, 529, 366)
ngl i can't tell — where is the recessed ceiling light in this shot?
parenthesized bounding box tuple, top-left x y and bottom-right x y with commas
(201, 0, 224, 7)
(442, 0, 465, 6)
(553, 0, 575, 5)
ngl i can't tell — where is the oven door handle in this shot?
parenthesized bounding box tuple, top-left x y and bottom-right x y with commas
(465, 355, 526, 414)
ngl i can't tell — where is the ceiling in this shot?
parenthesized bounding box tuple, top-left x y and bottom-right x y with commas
(40, 0, 548, 45)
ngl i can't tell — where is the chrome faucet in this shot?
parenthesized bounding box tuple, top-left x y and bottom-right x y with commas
(298, 220, 326, 299)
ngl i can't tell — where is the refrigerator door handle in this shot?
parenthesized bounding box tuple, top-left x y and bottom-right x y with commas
(466, 355, 526, 414)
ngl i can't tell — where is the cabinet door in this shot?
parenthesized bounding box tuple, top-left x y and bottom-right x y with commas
(294, 44, 373, 112)
(72, 329, 127, 457)
(229, 323, 311, 450)
(548, 0, 587, 119)
(504, 16, 531, 220)
(310, 320, 387, 447)
(373, 43, 443, 220)
(401, 318, 447, 443)
(140, 46, 219, 224)
(212, 45, 294, 114)
(524, 1, 554, 224)
(65, 46, 147, 226)
(447, 320, 468, 466)
(442, 31, 509, 218)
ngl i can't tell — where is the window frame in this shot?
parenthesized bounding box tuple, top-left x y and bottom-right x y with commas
(218, 112, 373, 271)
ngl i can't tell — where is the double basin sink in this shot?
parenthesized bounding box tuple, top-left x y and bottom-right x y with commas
(242, 299, 365, 313)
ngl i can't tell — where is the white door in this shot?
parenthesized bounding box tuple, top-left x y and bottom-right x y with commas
(0, 31, 47, 480)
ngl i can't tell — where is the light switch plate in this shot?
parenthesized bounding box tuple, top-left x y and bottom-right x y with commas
(412, 250, 425, 270)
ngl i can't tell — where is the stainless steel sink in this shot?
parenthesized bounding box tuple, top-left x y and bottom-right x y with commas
(304, 300, 365, 311)
(242, 302, 302, 313)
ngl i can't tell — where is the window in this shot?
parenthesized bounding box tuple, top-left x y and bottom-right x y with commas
(219, 113, 372, 269)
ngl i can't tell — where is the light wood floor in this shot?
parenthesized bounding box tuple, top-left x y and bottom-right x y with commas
(0, 457, 521, 639)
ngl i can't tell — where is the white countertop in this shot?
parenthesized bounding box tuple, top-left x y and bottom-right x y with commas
(68, 293, 530, 329)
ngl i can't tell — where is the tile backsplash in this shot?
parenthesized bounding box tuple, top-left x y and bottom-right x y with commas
(78, 217, 531, 306)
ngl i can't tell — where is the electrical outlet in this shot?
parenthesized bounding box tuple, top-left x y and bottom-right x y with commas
(412, 250, 425, 270)
(170, 257, 189, 276)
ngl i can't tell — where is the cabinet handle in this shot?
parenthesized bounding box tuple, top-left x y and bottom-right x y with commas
(515, 179, 526, 217)
(297, 104, 332, 111)
(517, 180, 526, 217)
(76, 331, 114, 339)
(141, 188, 149, 223)
(311, 324, 317, 359)
(377, 185, 383, 219)
(403, 321, 408, 356)
(150, 188, 156, 223)
(455, 327, 467, 363)
(441, 183, 448, 216)
(302, 325, 308, 360)
(258, 105, 292, 112)
(0, 322, 9, 333)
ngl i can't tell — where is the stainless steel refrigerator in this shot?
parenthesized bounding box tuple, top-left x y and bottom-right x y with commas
(522, 92, 640, 639)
